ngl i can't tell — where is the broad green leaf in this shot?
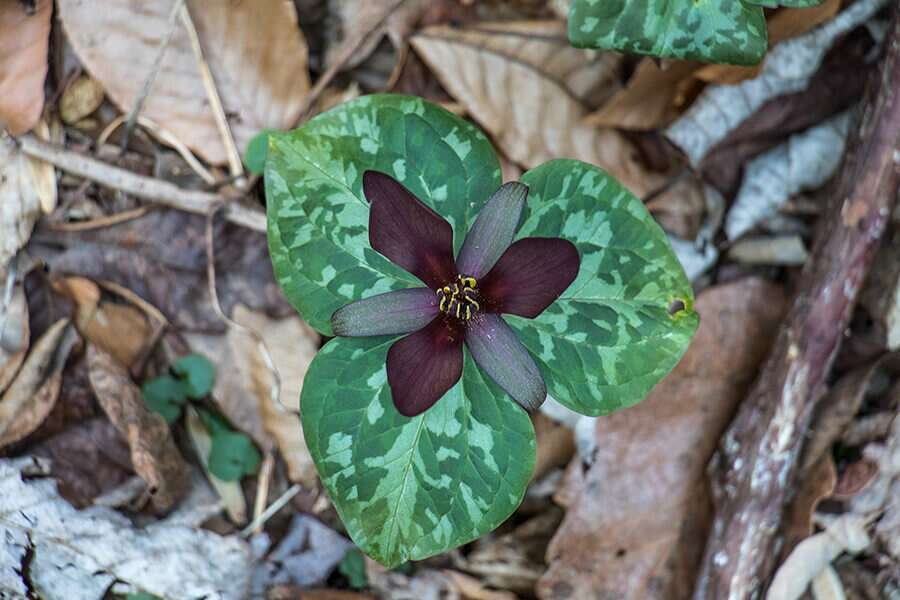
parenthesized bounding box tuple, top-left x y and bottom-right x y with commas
(266, 94, 502, 335)
(208, 429, 261, 481)
(141, 375, 188, 423)
(301, 336, 535, 567)
(568, 0, 768, 66)
(172, 353, 216, 399)
(244, 128, 278, 174)
(511, 159, 699, 416)
(339, 548, 369, 589)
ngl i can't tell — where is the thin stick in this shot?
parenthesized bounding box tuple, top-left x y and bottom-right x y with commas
(15, 134, 265, 232)
(180, 3, 244, 179)
(295, 0, 408, 124)
(46, 205, 153, 232)
(240, 484, 301, 538)
(250, 452, 275, 536)
(120, 0, 185, 152)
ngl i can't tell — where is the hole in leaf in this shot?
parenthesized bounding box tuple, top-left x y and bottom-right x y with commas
(668, 299, 686, 316)
(615, 548, 627, 558)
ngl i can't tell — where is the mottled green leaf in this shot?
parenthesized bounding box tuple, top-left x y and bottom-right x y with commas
(568, 0, 768, 65)
(141, 375, 188, 423)
(265, 94, 502, 335)
(511, 159, 699, 416)
(172, 353, 216, 399)
(301, 336, 535, 567)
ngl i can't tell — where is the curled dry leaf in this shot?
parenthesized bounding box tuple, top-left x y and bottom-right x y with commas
(87, 344, 190, 512)
(0, 0, 50, 135)
(59, 75, 105, 125)
(326, 0, 431, 71)
(539, 279, 787, 600)
(52, 276, 153, 369)
(410, 21, 665, 197)
(0, 283, 29, 393)
(0, 319, 77, 449)
(1, 137, 43, 266)
(58, 0, 310, 165)
(186, 305, 320, 487)
(0, 456, 252, 600)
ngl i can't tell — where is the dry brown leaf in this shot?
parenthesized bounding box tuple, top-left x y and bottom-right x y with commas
(532, 413, 575, 482)
(783, 456, 838, 555)
(59, 75, 105, 125)
(52, 276, 153, 368)
(411, 22, 664, 197)
(0, 284, 29, 393)
(444, 571, 518, 600)
(585, 59, 700, 130)
(539, 278, 788, 600)
(0, 319, 77, 449)
(326, 0, 431, 71)
(187, 305, 320, 487)
(58, 0, 310, 165)
(0, 0, 50, 135)
(694, 0, 843, 85)
(184, 404, 248, 523)
(87, 344, 190, 512)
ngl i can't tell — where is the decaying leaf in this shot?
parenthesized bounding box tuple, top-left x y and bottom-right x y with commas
(58, 0, 310, 164)
(666, 0, 886, 166)
(184, 405, 247, 523)
(0, 455, 251, 600)
(0, 319, 77, 449)
(325, 0, 430, 71)
(860, 232, 900, 352)
(1, 137, 43, 266)
(251, 515, 353, 596)
(539, 279, 787, 600)
(728, 235, 809, 266)
(725, 111, 851, 240)
(87, 344, 190, 512)
(850, 414, 900, 560)
(59, 75, 105, 125)
(0, 0, 51, 135)
(410, 21, 666, 197)
(0, 283, 29, 393)
(186, 305, 320, 487)
(52, 276, 153, 368)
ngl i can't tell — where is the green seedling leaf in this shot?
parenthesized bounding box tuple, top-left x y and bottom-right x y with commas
(266, 94, 501, 335)
(301, 336, 535, 567)
(244, 128, 278, 175)
(208, 428, 261, 481)
(512, 159, 698, 416)
(141, 375, 188, 423)
(339, 548, 368, 590)
(172, 353, 216, 399)
(566, 0, 827, 65)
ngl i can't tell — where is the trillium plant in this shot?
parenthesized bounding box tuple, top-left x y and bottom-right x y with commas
(265, 94, 698, 567)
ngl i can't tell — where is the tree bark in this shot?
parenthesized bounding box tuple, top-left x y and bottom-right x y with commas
(693, 6, 900, 599)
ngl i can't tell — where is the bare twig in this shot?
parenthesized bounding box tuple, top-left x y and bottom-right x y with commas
(694, 7, 900, 598)
(240, 483, 301, 538)
(120, 0, 185, 152)
(180, 3, 244, 180)
(15, 134, 265, 232)
(295, 0, 407, 123)
(250, 452, 275, 536)
(46, 206, 153, 232)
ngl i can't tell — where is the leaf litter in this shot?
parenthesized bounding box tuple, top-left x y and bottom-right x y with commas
(1, 0, 899, 597)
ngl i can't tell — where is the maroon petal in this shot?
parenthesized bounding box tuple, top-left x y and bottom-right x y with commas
(466, 314, 546, 411)
(480, 238, 580, 318)
(364, 170, 457, 289)
(387, 317, 464, 417)
(456, 182, 528, 279)
(331, 288, 439, 337)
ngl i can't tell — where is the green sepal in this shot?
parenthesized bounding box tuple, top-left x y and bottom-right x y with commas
(300, 336, 535, 567)
(511, 159, 699, 416)
(265, 94, 501, 335)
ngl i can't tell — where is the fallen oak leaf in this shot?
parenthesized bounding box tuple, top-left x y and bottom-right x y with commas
(87, 344, 190, 512)
(0, 0, 51, 135)
(0, 319, 77, 449)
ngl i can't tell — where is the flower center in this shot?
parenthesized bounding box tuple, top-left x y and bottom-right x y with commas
(437, 275, 480, 320)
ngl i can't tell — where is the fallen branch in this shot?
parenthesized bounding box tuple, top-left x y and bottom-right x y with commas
(15, 134, 265, 232)
(694, 6, 900, 599)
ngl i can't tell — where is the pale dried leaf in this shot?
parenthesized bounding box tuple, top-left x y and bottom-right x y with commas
(59, 75, 105, 125)
(0, 283, 29, 393)
(326, 0, 430, 71)
(0, 319, 77, 448)
(410, 22, 664, 197)
(728, 235, 809, 266)
(87, 345, 190, 512)
(185, 405, 247, 523)
(539, 279, 787, 600)
(726, 111, 851, 240)
(0, 138, 42, 266)
(666, 0, 886, 166)
(0, 0, 50, 135)
(0, 455, 251, 600)
(58, 0, 310, 165)
(767, 515, 871, 600)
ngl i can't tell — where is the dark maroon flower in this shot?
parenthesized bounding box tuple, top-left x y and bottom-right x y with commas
(331, 171, 580, 417)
